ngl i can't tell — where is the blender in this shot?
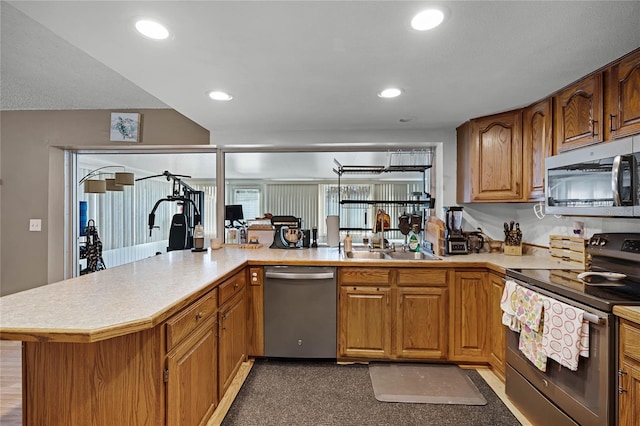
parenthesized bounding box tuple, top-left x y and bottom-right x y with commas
(443, 206, 468, 254)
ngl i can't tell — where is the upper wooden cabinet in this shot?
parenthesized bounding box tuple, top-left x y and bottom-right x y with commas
(608, 48, 640, 139)
(554, 73, 604, 152)
(523, 98, 553, 201)
(457, 109, 523, 202)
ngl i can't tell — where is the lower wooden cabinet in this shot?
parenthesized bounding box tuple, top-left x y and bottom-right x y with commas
(488, 272, 506, 379)
(339, 285, 392, 358)
(395, 286, 447, 359)
(618, 319, 640, 426)
(218, 289, 247, 396)
(449, 271, 489, 362)
(246, 266, 264, 356)
(338, 267, 448, 360)
(166, 316, 218, 426)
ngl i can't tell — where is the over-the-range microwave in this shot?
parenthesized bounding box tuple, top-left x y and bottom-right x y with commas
(545, 135, 639, 217)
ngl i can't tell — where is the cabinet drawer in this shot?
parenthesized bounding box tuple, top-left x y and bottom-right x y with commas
(219, 272, 247, 305)
(621, 320, 640, 363)
(397, 268, 448, 286)
(339, 268, 392, 286)
(166, 289, 218, 351)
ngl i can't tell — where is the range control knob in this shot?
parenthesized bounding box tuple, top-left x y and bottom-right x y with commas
(599, 239, 607, 246)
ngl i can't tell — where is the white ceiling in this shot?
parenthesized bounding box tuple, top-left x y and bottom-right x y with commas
(3, 1, 640, 148)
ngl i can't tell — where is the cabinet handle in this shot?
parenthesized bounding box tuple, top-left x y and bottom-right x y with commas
(610, 114, 617, 132)
(619, 369, 628, 376)
(234, 283, 239, 289)
(619, 386, 628, 394)
(591, 119, 599, 136)
(195, 311, 203, 320)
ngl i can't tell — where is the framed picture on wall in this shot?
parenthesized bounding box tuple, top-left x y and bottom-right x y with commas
(110, 112, 142, 142)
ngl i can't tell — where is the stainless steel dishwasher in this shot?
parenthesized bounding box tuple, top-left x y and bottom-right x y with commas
(264, 265, 337, 358)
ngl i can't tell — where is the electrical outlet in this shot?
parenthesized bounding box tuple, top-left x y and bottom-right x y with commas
(29, 219, 42, 232)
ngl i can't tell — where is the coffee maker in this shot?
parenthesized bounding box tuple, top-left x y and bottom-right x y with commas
(270, 215, 304, 249)
(444, 206, 468, 254)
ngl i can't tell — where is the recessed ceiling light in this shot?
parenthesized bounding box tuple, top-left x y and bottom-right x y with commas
(377, 88, 403, 99)
(135, 19, 169, 40)
(208, 91, 233, 101)
(411, 9, 445, 31)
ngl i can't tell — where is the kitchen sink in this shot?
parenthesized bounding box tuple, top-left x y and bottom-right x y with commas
(384, 251, 440, 260)
(344, 251, 387, 259)
(344, 250, 441, 260)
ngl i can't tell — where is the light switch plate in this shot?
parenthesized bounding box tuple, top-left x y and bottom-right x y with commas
(29, 219, 42, 232)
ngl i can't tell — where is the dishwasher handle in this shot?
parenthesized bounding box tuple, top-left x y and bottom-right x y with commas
(265, 271, 335, 280)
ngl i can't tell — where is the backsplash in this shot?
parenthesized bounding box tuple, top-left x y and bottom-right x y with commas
(459, 203, 638, 248)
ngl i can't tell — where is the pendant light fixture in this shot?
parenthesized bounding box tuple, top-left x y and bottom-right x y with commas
(79, 166, 135, 193)
(83, 179, 107, 194)
(105, 178, 124, 192)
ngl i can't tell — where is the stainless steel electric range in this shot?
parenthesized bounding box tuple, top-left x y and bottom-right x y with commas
(505, 233, 640, 426)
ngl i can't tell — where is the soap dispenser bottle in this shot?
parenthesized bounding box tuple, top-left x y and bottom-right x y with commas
(344, 234, 353, 252)
(408, 226, 420, 252)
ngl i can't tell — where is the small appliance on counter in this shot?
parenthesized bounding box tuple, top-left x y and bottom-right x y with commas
(443, 206, 468, 254)
(465, 230, 485, 253)
(270, 215, 304, 249)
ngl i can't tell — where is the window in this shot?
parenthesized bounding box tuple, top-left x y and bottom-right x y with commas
(232, 188, 261, 222)
(76, 152, 217, 275)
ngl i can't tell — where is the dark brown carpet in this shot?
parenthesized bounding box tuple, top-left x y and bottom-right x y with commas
(222, 359, 521, 425)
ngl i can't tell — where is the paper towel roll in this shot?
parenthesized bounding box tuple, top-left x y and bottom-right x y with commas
(326, 215, 340, 247)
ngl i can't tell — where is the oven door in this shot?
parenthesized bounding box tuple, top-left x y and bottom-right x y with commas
(505, 280, 615, 426)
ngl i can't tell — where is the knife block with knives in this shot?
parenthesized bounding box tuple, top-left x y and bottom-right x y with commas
(503, 220, 523, 256)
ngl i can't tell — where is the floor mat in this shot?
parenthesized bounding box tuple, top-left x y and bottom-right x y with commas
(369, 363, 487, 405)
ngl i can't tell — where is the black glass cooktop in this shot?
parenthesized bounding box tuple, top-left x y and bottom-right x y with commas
(506, 268, 640, 312)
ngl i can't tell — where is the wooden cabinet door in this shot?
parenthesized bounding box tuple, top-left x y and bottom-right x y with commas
(166, 316, 218, 426)
(619, 319, 640, 426)
(555, 73, 603, 152)
(609, 49, 640, 139)
(523, 98, 553, 201)
(469, 110, 523, 201)
(338, 285, 391, 359)
(488, 273, 506, 380)
(618, 359, 640, 426)
(246, 267, 264, 356)
(218, 290, 247, 396)
(449, 271, 489, 361)
(395, 286, 447, 359)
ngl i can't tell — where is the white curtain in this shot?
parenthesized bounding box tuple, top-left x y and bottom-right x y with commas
(264, 184, 319, 230)
(191, 183, 217, 241)
(79, 169, 175, 250)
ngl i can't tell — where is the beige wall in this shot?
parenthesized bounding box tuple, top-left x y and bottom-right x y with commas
(0, 109, 209, 296)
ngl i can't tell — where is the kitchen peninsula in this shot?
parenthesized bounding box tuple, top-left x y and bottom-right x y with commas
(0, 247, 571, 425)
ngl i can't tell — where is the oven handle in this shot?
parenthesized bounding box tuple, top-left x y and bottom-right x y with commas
(583, 311, 604, 325)
(503, 278, 608, 326)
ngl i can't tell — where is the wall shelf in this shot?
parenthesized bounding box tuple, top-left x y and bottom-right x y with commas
(332, 157, 435, 243)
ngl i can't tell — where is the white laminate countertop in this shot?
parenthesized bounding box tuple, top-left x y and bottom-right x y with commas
(613, 305, 640, 325)
(0, 246, 573, 342)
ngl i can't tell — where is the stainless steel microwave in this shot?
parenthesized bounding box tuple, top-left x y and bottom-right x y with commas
(545, 135, 639, 217)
